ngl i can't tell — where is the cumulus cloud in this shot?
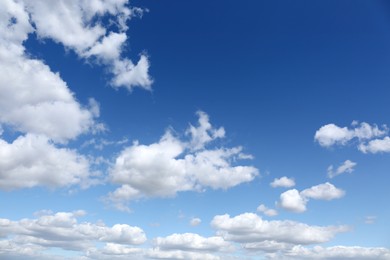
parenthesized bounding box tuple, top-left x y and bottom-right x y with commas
(301, 182, 345, 200)
(359, 137, 390, 153)
(327, 160, 357, 178)
(0, 0, 97, 143)
(107, 111, 259, 210)
(278, 183, 345, 213)
(0, 134, 95, 190)
(279, 189, 308, 213)
(314, 122, 386, 148)
(270, 177, 295, 188)
(285, 245, 390, 260)
(257, 204, 278, 217)
(154, 233, 232, 252)
(23, 0, 152, 91)
(211, 213, 348, 245)
(0, 211, 146, 258)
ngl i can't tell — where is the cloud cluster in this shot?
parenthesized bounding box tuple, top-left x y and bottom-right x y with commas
(279, 182, 345, 213)
(211, 213, 348, 245)
(314, 122, 390, 153)
(0, 211, 146, 259)
(107, 111, 259, 210)
(24, 0, 152, 90)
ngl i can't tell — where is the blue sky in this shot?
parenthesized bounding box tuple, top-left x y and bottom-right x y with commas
(0, 0, 390, 259)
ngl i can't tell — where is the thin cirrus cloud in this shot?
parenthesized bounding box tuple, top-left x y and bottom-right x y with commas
(107, 111, 259, 211)
(279, 182, 345, 213)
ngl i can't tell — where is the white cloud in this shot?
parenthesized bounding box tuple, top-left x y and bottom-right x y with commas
(0, 1, 96, 142)
(243, 240, 293, 252)
(23, 0, 152, 91)
(327, 160, 357, 178)
(211, 213, 348, 245)
(154, 233, 231, 252)
(270, 177, 295, 188)
(146, 249, 221, 260)
(0, 211, 147, 256)
(314, 122, 386, 148)
(301, 182, 345, 200)
(190, 218, 202, 226)
(286, 245, 390, 259)
(279, 183, 345, 213)
(359, 137, 390, 153)
(186, 111, 225, 151)
(279, 189, 307, 213)
(257, 204, 278, 217)
(0, 134, 95, 190)
(107, 112, 258, 210)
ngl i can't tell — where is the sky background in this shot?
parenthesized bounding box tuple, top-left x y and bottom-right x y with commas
(0, 0, 390, 259)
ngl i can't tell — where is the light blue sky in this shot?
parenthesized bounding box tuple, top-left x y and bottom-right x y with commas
(0, 0, 390, 259)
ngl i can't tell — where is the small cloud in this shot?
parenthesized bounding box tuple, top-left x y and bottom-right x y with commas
(270, 176, 295, 188)
(364, 216, 377, 224)
(190, 217, 202, 226)
(327, 160, 357, 178)
(257, 204, 278, 217)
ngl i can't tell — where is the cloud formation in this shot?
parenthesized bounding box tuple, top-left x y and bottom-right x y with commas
(327, 160, 357, 178)
(211, 213, 348, 245)
(107, 111, 259, 211)
(0, 211, 146, 258)
(279, 183, 345, 213)
(314, 122, 390, 154)
(270, 177, 295, 188)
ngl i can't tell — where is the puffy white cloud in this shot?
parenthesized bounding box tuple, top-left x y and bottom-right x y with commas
(257, 204, 278, 217)
(0, 0, 96, 142)
(0, 134, 94, 190)
(211, 213, 348, 245)
(327, 160, 356, 178)
(23, 0, 152, 91)
(146, 249, 221, 260)
(0, 211, 146, 255)
(279, 189, 307, 213)
(301, 182, 345, 200)
(314, 122, 386, 148)
(107, 112, 258, 210)
(154, 233, 231, 252)
(278, 183, 345, 213)
(190, 218, 202, 226)
(186, 111, 225, 151)
(359, 137, 390, 153)
(270, 177, 295, 188)
(286, 245, 390, 259)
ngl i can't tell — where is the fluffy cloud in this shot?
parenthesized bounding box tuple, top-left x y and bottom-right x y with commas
(279, 183, 345, 213)
(0, 134, 94, 190)
(359, 137, 390, 153)
(107, 112, 259, 210)
(154, 233, 231, 252)
(279, 189, 308, 213)
(314, 122, 386, 148)
(270, 177, 295, 188)
(327, 160, 356, 178)
(285, 245, 390, 260)
(301, 182, 345, 200)
(0, 0, 97, 142)
(257, 204, 278, 217)
(24, 0, 152, 91)
(0, 211, 146, 257)
(211, 213, 348, 245)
